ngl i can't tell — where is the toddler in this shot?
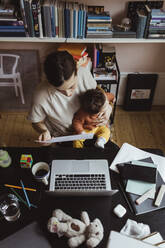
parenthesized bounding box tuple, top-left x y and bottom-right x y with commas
(72, 88, 114, 148)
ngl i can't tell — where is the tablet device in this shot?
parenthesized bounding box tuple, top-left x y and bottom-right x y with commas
(1, 221, 51, 248)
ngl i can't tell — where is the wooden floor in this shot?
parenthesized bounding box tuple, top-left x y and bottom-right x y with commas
(0, 106, 165, 154)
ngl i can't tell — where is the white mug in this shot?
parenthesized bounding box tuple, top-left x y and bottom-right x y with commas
(32, 162, 50, 185)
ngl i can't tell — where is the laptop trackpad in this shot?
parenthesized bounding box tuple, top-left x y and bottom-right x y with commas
(72, 161, 90, 173)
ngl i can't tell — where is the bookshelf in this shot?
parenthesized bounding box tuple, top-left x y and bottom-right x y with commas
(0, 0, 165, 43)
(0, 37, 165, 44)
(0, 0, 165, 106)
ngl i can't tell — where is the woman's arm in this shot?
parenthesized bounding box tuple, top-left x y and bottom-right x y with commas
(32, 121, 51, 142)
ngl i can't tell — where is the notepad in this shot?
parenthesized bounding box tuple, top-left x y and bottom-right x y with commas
(126, 160, 157, 198)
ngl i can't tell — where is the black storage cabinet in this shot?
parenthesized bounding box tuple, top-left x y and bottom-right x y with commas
(123, 73, 158, 111)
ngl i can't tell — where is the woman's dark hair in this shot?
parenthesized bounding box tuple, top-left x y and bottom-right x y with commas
(44, 51, 77, 87)
(80, 88, 106, 114)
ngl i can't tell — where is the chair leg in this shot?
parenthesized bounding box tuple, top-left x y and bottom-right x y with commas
(17, 73, 25, 104)
(13, 78, 19, 97)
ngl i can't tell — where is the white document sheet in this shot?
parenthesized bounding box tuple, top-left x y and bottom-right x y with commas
(106, 231, 156, 248)
(35, 133, 94, 144)
(110, 143, 165, 182)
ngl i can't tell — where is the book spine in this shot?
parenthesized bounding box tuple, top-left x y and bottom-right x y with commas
(75, 5, 78, 38)
(0, 28, 25, 32)
(51, 5, 56, 37)
(144, 16, 151, 38)
(79, 9, 83, 38)
(0, 20, 24, 26)
(93, 44, 97, 69)
(82, 9, 87, 38)
(136, 15, 147, 38)
(42, 5, 52, 37)
(0, 26, 25, 29)
(0, 31, 26, 37)
(87, 15, 110, 20)
(31, 0, 40, 37)
(20, 0, 29, 37)
(37, 2, 43, 38)
(54, 1, 58, 37)
(24, 0, 35, 37)
(64, 4, 70, 38)
(70, 8, 73, 38)
(73, 9, 76, 38)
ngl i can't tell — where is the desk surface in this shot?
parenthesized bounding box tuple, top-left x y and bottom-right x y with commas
(0, 144, 165, 248)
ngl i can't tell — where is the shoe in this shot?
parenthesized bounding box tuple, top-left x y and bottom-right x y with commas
(95, 137, 106, 149)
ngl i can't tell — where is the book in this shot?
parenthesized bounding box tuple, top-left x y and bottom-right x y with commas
(136, 9, 147, 38)
(31, 0, 40, 37)
(110, 143, 165, 180)
(19, 0, 29, 37)
(113, 30, 136, 38)
(54, 0, 58, 37)
(143, 4, 152, 38)
(125, 160, 157, 198)
(0, 20, 24, 26)
(57, 43, 87, 57)
(64, 2, 70, 38)
(50, 4, 56, 37)
(127, 1, 164, 32)
(87, 5, 104, 15)
(148, 33, 165, 38)
(0, 30, 26, 37)
(37, 0, 43, 38)
(41, 1, 52, 37)
(24, 0, 35, 37)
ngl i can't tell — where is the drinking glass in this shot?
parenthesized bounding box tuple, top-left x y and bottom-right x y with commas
(0, 193, 21, 221)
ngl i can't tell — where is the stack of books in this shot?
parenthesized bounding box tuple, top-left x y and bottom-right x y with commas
(0, 5, 26, 37)
(148, 8, 165, 39)
(86, 9, 112, 39)
(57, 43, 91, 68)
(19, 0, 88, 39)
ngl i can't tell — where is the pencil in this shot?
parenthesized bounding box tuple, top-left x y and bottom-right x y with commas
(10, 188, 29, 208)
(4, 184, 36, 192)
(20, 180, 31, 208)
(118, 182, 136, 214)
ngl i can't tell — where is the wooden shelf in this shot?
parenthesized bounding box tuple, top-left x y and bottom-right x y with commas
(0, 37, 165, 43)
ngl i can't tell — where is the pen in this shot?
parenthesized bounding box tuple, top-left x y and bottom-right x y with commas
(20, 180, 31, 208)
(118, 182, 136, 214)
(4, 184, 36, 192)
(10, 188, 29, 208)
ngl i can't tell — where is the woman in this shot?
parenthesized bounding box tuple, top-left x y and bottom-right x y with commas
(28, 51, 111, 144)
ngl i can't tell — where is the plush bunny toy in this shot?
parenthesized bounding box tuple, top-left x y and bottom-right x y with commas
(47, 209, 104, 248)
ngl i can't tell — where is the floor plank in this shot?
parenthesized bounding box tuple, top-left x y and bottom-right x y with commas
(0, 106, 165, 154)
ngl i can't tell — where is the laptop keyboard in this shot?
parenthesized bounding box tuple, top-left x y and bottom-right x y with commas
(54, 174, 106, 191)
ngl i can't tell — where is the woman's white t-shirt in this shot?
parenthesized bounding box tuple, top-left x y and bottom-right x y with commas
(28, 67, 97, 136)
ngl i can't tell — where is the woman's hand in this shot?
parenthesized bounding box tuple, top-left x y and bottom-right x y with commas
(95, 101, 113, 126)
(38, 130, 52, 146)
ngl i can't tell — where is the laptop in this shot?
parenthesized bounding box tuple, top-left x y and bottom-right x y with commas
(1, 222, 51, 248)
(48, 159, 118, 196)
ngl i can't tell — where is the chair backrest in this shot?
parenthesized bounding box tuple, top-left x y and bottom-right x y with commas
(0, 54, 20, 75)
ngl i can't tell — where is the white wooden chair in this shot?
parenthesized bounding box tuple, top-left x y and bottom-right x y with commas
(0, 54, 25, 104)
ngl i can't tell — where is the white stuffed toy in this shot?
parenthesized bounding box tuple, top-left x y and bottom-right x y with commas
(47, 209, 104, 248)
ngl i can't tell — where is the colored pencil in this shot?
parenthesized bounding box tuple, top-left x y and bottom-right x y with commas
(10, 188, 28, 208)
(20, 180, 31, 208)
(4, 184, 36, 192)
